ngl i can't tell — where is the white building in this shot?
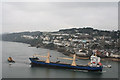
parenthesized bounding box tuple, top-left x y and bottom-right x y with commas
(21, 35, 35, 39)
(42, 41, 52, 44)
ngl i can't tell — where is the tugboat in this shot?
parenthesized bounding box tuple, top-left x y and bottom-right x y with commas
(29, 52, 103, 71)
(8, 57, 15, 63)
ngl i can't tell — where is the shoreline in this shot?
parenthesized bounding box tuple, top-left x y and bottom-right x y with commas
(29, 44, 120, 62)
(3, 40, 120, 62)
(69, 54, 120, 62)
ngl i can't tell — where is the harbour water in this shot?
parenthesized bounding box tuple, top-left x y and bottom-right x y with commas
(2, 41, 119, 78)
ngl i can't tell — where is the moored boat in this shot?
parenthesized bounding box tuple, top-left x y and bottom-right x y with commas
(29, 52, 103, 71)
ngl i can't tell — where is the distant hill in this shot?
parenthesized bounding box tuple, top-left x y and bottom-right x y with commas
(58, 27, 119, 39)
(2, 27, 119, 42)
(2, 31, 43, 45)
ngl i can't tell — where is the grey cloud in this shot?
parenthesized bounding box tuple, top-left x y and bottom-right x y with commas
(2, 2, 118, 33)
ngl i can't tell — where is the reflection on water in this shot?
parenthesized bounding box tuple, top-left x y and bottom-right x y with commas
(2, 41, 119, 78)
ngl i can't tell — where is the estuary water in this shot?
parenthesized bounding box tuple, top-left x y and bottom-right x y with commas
(2, 41, 119, 78)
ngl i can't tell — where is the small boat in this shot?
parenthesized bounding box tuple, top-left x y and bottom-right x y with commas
(8, 57, 15, 63)
(29, 52, 103, 71)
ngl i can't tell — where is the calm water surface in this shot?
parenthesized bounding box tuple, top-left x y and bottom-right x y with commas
(2, 41, 119, 78)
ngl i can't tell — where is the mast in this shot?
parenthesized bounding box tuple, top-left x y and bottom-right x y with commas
(33, 52, 77, 66)
(58, 54, 77, 66)
(45, 52, 50, 63)
(71, 54, 76, 66)
(33, 52, 50, 63)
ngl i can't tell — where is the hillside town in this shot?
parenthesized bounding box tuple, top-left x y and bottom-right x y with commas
(2, 28, 120, 60)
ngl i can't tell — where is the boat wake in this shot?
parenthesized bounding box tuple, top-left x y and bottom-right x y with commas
(73, 70, 88, 72)
(8, 60, 30, 65)
(73, 69, 106, 73)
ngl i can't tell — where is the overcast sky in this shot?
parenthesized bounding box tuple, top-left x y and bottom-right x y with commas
(2, 2, 118, 33)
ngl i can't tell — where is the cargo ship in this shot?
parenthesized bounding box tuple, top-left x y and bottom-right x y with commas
(29, 52, 103, 71)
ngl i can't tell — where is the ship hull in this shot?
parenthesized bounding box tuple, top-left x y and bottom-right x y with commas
(29, 58, 103, 71)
